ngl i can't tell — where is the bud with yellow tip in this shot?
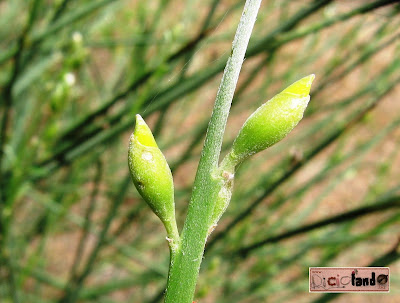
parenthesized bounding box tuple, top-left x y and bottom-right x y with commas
(128, 115, 179, 248)
(208, 75, 315, 229)
(230, 74, 315, 165)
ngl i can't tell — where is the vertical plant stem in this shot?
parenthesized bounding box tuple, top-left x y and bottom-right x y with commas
(164, 1, 262, 302)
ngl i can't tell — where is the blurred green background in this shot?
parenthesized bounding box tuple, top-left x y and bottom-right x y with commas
(1, 0, 399, 302)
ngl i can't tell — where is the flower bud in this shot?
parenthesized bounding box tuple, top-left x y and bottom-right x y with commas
(231, 74, 315, 164)
(128, 115, 176, 230)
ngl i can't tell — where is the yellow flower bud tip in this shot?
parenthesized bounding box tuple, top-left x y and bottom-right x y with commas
(132, 114, 158, 148)
(282, 74, 315, 98)
(230, 74, 315, 165)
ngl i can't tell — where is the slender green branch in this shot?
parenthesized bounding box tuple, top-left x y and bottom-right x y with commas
(235, 195, 400, 257)
(164, 1, 262, 302)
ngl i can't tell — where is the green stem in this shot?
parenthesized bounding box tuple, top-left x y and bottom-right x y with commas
(163, 215, 180, 254)
(164, 1, 262, 302)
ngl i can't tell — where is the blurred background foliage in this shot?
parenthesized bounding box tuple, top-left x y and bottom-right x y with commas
(1, 0, 400, 302)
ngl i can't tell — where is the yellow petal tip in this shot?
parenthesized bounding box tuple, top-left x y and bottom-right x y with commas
(133, 114, 157, 147)
(283, 74, 315, 97)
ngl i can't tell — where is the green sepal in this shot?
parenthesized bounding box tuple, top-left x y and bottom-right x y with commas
(231, 74, 315, 164)
(128, 115, 177, 238)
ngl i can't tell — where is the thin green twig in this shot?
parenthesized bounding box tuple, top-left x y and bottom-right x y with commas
(165, 1, 262, 302)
